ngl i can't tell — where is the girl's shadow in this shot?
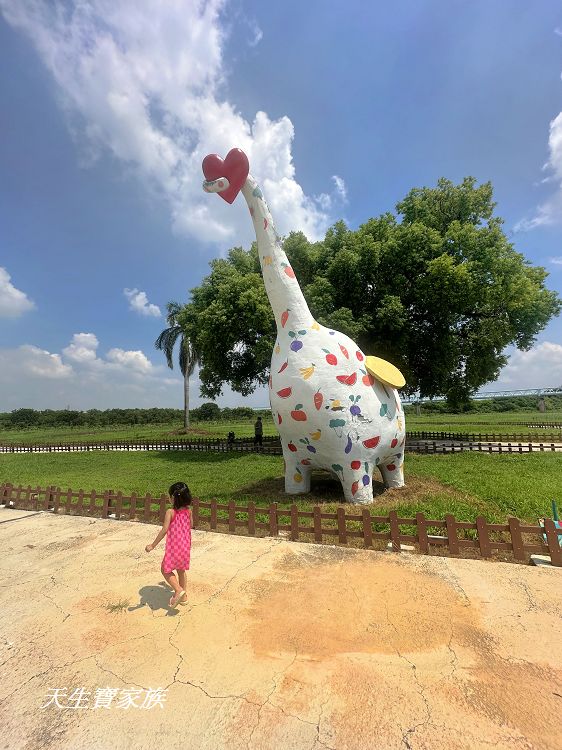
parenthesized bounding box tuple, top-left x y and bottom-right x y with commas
(128, 582, 180, 616)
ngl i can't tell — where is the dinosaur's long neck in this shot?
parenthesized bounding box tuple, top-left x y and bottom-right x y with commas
(241, 175, 312, 330)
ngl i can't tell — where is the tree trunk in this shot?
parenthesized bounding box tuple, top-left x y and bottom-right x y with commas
(183, 371, 190, 429)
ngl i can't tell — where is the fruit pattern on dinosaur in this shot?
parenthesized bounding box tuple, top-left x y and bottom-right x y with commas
(202, 148, 405, 503)
(269, 311, 405, 500)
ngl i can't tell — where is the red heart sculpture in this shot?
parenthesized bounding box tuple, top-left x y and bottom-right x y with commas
(202, 148, 249, 204)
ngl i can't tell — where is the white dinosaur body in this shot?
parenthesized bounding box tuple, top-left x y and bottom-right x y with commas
(204, 157, 405, 503)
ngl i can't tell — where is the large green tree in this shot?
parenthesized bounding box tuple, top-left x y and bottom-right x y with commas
(181, 178, 561, 408)
(181, 248, 274, 398)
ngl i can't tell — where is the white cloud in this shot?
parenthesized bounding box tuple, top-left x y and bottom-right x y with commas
(62, 332, 99, 363)
(0, 330, 270, 409)
(0, 345, 73, 379)
(247, 19, 263, 47)
(492, 342, 562, 390)
(515, 112, 562, 231)
(0, 267, 35, 318)
(61, 332, 153, 376)
(332, 175, 348, 203)
(106, 347, 152, 373)
(0, 0, 341, 244)
(124, 288, 161, 317)
(0, 332, 183, 410)
(550, 256, 562, 266)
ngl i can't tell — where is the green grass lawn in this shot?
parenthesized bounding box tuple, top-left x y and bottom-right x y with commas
(1, 410, 561, 445)
(2, 450, 560, 524)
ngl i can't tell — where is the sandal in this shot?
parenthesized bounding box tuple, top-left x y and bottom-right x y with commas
(169, 590, 186, 608)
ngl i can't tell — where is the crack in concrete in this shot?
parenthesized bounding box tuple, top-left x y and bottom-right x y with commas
(446, 630, 459, 680)
(400, 668, 432, 750)
(162, 616, 185, 691)
(344, 568, 363, 624)
(0, 574, 52, 589)
(43, 589, 71, 623)
(185, 538, 284, 616)
(170, 649, 326, 748)
(175, 677, 253, 703)
(0, 661, 56, 707)
(268, 698, 317, 728)
(49, 574, 75, 592)
(92, 654, 147, 691)
(382, 601, 433, 749)
(246, 650, 299, 750)
(517, 578, 537, 613)
(311, 695, 335, 750)
(0, 619, 163, 711)
(2, 648, 147, 710)
(441, 559, 471, 608)
(492, 611, 527, 632)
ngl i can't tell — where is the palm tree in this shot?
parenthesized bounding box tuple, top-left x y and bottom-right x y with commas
(155, 302, 198, 430)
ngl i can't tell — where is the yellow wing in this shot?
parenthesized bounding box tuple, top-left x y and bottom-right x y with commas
(365, 356, 406, 389)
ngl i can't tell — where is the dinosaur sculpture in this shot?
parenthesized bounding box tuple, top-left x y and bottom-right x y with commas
(202, 148, 406, 503)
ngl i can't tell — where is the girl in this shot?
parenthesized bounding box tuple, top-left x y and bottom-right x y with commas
(145, 481, 192, 608)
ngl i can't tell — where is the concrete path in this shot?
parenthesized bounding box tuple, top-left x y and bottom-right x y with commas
(1, 507, 560, 750)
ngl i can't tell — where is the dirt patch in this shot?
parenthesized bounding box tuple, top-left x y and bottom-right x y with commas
(276, 545, 360, 569)
(44, 535, 93, 553)
(326, 658, 422, 748)
(244, 553, 479, 659)
(232, 472, 344, 502)
(74, 591, 116, 612)
(232, 469, 478, 510)
(23, 699, 77, 750)
(81, 611, 136, 652)
(374, 473, 479, 505)
(437, 623, 562, 749)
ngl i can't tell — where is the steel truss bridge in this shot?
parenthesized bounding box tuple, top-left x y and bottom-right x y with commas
(399, 387, 562, 404)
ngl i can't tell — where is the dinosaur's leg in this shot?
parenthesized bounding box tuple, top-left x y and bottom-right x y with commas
(283, 451, 312, 494)
(378, 454, 405, 489)
(340, 467, 374, 504)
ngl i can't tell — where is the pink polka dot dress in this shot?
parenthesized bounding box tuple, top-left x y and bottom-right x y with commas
(162, 507, 191, 574)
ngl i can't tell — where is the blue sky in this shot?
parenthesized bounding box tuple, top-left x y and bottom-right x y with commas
(1, 0, 561, 411)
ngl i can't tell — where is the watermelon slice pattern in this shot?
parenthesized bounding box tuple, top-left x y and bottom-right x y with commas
(269, 322, 405, 498)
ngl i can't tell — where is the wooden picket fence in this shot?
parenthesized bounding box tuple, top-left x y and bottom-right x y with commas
(1, 436, 561, 454)
(407, 430, 562, 443)
(0, 437, 283, 454)
(2, 482, 560, 566)
(411, 421, 562, 428)
(407, 440, 561, 454)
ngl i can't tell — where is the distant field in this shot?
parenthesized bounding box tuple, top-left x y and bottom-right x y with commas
(1, 450, 560, 524)
(408, 415, 562, 425)
(405, 410, 562, 434)
(1, 410, 561, 445)
(0, 420, 279, 444)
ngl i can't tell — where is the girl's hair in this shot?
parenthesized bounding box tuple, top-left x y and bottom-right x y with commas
(169, 481, 192, 509)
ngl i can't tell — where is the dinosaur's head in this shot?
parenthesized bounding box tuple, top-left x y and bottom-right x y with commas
(202, 176, 231, 195)
(202, 148, 249, 204)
